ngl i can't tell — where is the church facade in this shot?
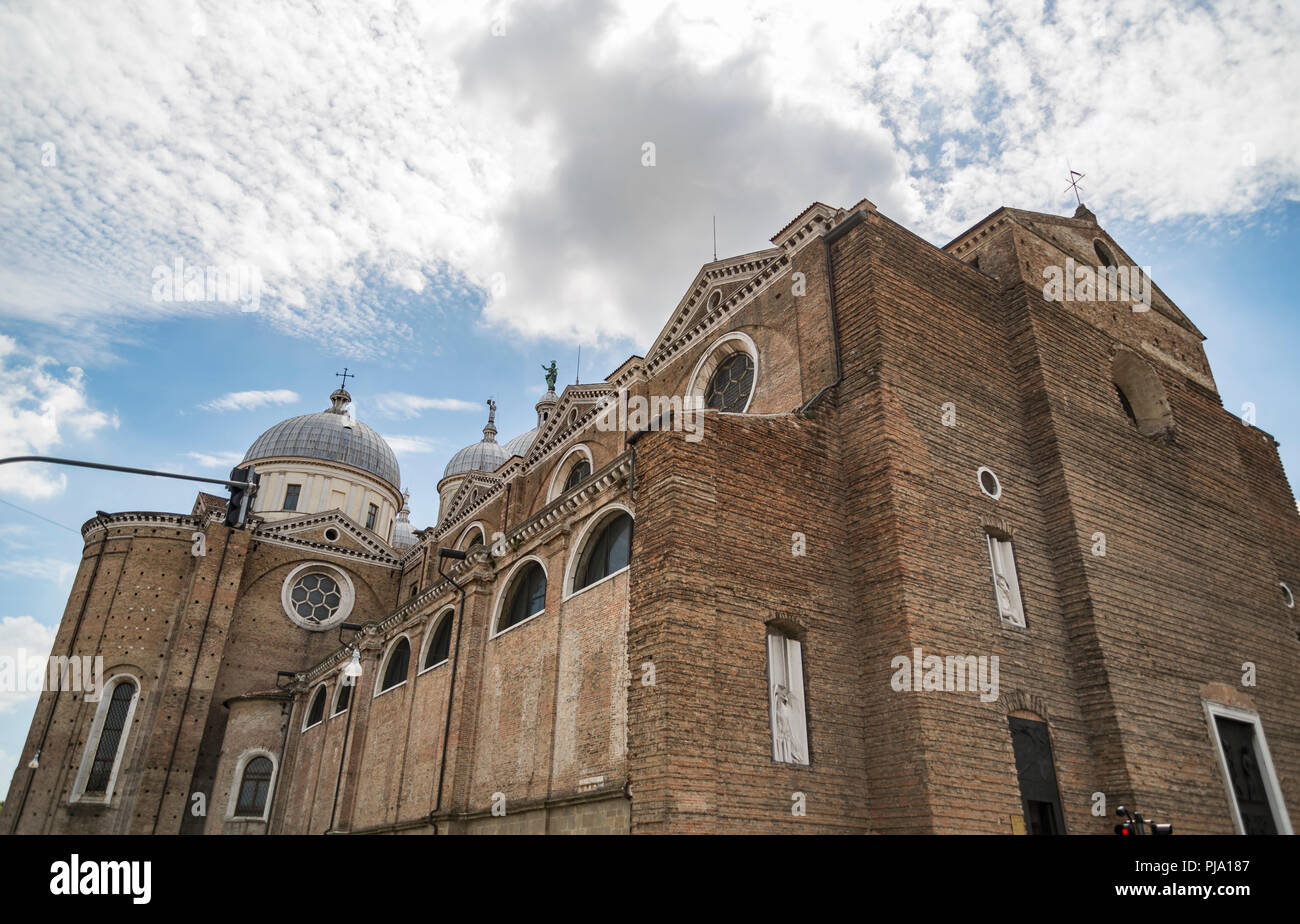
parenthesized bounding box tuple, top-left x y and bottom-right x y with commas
(4, 198, 1298, 835)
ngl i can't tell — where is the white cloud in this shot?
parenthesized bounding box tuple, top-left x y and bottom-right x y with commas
(0, 614, 58, 715)
(0, 0, 1296, 352)
(380, 435, 440, 454)
(0, 557, 77, 587)
(184, 450, 244, 468)
(0, 335, 119, 500)
(198, 389, 299, 413)
(373, 393, 481, 418)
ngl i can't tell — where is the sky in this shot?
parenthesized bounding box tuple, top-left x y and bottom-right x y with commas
(1, 0, 1298, 796)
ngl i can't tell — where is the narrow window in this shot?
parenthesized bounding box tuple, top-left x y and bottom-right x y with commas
(379, 638, 410, 692)
(234, 756, 274, 818)
(987, 534, 1025, 627)
(366, 503, 378, 530)
(564, 459, 592, 493)
(1009, 717, 1066, 834)
(283, 483, 301, 511)
(332, 680, 351, 716)
(766, 629, 809, 765)
(84, 681, 137, 794)
(498, 562, 546, 633)
(424, 613, 454, 669)
(576, 513, 632, 591)
(409, 581, 418, 599)
(304, 686, 327, 729)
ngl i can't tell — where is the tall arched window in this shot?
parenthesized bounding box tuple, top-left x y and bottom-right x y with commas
(574, 512, 632, 592)
(423, 612, 454, 670)
(332, 679, 352, 716)
(76, 677, 139, 800)
(304, 685, 327, 729)
(497, 561, 547, 634)
(234, 756, 274, 818)
(378, 638, 411, 693)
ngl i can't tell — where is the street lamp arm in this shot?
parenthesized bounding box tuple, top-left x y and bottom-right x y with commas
(0, 455, 249, 489)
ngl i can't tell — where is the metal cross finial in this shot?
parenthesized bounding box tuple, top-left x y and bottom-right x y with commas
(1064, 170, 1086, 206)
(335, 367, 355, 389)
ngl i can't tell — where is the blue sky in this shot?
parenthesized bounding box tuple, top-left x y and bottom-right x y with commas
(2, 0, 1298, 798)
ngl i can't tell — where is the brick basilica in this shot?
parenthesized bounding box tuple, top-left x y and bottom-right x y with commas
(4, 197, 1297, 835)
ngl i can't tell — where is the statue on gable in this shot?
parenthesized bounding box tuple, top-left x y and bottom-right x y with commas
(542, 360, 558, 393)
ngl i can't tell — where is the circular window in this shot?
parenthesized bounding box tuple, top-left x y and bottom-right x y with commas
(323, 528, 340, 542)
(705, 353, 755, 412)
(977, 467, 1002, 500)
(707, 290, 721, 310)
(281, 563, 355, 631)
(1094, 239, 1116, 267)
(1283, 582, 1295, 609)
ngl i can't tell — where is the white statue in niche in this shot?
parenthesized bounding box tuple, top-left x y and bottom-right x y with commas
(772, 683, 805, 764)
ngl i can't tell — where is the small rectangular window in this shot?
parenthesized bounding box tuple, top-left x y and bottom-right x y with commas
(987, 534, 1025, 627)
(766, 630, 809, 765)
(284, 484, 301, 511)
(409, 582, 418, 599)
(366, 503, 378, 530)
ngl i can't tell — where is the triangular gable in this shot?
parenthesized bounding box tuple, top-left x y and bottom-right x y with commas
(440, 471, 502, 524)
(256, 509, 399, 561)
(644, 248, 783, 368)
(522, 383, 615, 466)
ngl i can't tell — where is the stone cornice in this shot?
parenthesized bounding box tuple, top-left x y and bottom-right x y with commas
(82, 511, 203, 539)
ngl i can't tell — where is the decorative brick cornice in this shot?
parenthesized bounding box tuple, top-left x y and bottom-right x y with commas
(82, 511, 203, 539)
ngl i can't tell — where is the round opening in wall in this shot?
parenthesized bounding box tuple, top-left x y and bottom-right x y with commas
(1283, 582, 1295, 609)
(977, 467, 1002, 500)
(323, 528, 340, 542)
(1094, 239, 1117, 267)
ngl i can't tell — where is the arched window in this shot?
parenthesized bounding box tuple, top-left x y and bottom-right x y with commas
(332, 679, 352, 716)
(706, 353, 755, 411)
(459, 525, 485, 551)
(304, 686, 327, 729)
(423, 611, 454, 670)
(498, 561, 547, 633)
(79, 677, 139, 798)
(575, 512, 632, 592)
(688, 332, 758, 414)
(1094, 239, 1117, 267)
(1111, 352, 1174, 438)
(563, 459, 591, 492)
(234, 756, 274, 818)
(378, 638, 410, 693)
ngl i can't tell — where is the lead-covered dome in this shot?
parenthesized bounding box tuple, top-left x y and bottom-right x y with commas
(442, 398, 509, 479)
(243, 388, 401, 492)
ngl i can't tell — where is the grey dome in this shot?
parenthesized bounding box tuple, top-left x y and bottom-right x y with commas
(502, 427, 537, 458)
(391, 497, 417, 549)
(243, 389, 401, 492)
(443, 439, 509, 479)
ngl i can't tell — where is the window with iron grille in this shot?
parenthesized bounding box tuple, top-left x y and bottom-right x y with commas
(84, 681, 137, 793)
(379, 638, 410, 691)
(705, 353, 755, 412)
(234, 756, 274, 818)
(576, 513, 632, 591)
